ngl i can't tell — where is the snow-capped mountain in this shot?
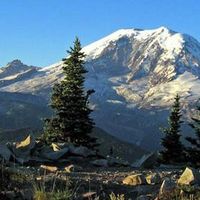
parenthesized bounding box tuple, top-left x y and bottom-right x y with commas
(1, 26, 200, 150)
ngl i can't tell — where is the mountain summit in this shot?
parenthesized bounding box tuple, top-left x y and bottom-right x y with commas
(0, 59, 38, 80)
(0, 27, 200, 150)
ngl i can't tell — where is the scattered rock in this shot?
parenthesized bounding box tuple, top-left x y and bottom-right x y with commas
(70, 145, 95, 157)
(51, 143, 61, 151)
(178, 167, 200, 185)
(146, 173, 161, 185)
(159, 178, 176, 196)
(0, 136, 131, 168)
(36, 176, 42, 181)
(40, 165, 58, 173)
(11, 135, 36, 159)
(123, 174, 147, 186)
(82, 191, 96, 199)
(64, 164, 82, 173)
(65, 164, 75, 173)
(15, 135, 35, 150)
(41, 146, 69, 161)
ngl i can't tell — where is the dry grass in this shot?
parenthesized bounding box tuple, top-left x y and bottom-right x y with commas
(109, 192, 125, 200)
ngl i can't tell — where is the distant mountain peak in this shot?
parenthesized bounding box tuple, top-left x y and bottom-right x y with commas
(5, 59, 25, 69)
(155, 26, 170, 31)
(8, 59, 22, 64)
(0, 60, 38, 79)
(5, 59, 36, 69)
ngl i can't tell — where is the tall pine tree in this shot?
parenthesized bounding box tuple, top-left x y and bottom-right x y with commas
(159, 94, 185, 164)
(44, 38, 97, 149)
(185, 104, 200, 167)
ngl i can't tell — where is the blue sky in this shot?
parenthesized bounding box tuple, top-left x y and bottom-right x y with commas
(0, 0, 199, 67)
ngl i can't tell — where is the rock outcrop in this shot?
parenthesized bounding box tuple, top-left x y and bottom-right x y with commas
(146, 173, 161, 185)
(123, 174, 147, 186)
(178, 167, 200, 185)
(0, 135, 129, 168)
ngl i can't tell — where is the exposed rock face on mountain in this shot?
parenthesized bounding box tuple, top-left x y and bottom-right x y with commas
(0, 59, 39, 88)
(0, 59, 38, 79)
(0, 27, 200, 150)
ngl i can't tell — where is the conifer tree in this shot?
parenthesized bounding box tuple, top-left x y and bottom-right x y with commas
(44, 38, 97, 149)
(185, 104, 200, 167)
(159, 94, 185, 164)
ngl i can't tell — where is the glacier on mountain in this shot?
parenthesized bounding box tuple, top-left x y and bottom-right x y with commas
(0, 26, 200, 150)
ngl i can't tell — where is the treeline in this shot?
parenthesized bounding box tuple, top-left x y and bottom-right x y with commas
(159, 94, 200, 168)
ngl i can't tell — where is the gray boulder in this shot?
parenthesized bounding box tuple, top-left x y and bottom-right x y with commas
(4, 135, 37, 164)
(69, 145, 95, 157)
(91, 159, 108, 167)
(64, 164, 82, 173)
(122, 174, 147, 186)
(178, 167, 200, 185)
(40, 145, 69, 161)
(40, 165, 58, 173)
(11, 135, 36, 157)
(146, 173, 161, 185)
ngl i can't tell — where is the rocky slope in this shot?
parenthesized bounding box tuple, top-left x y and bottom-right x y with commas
(0, 27, 200, 150)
